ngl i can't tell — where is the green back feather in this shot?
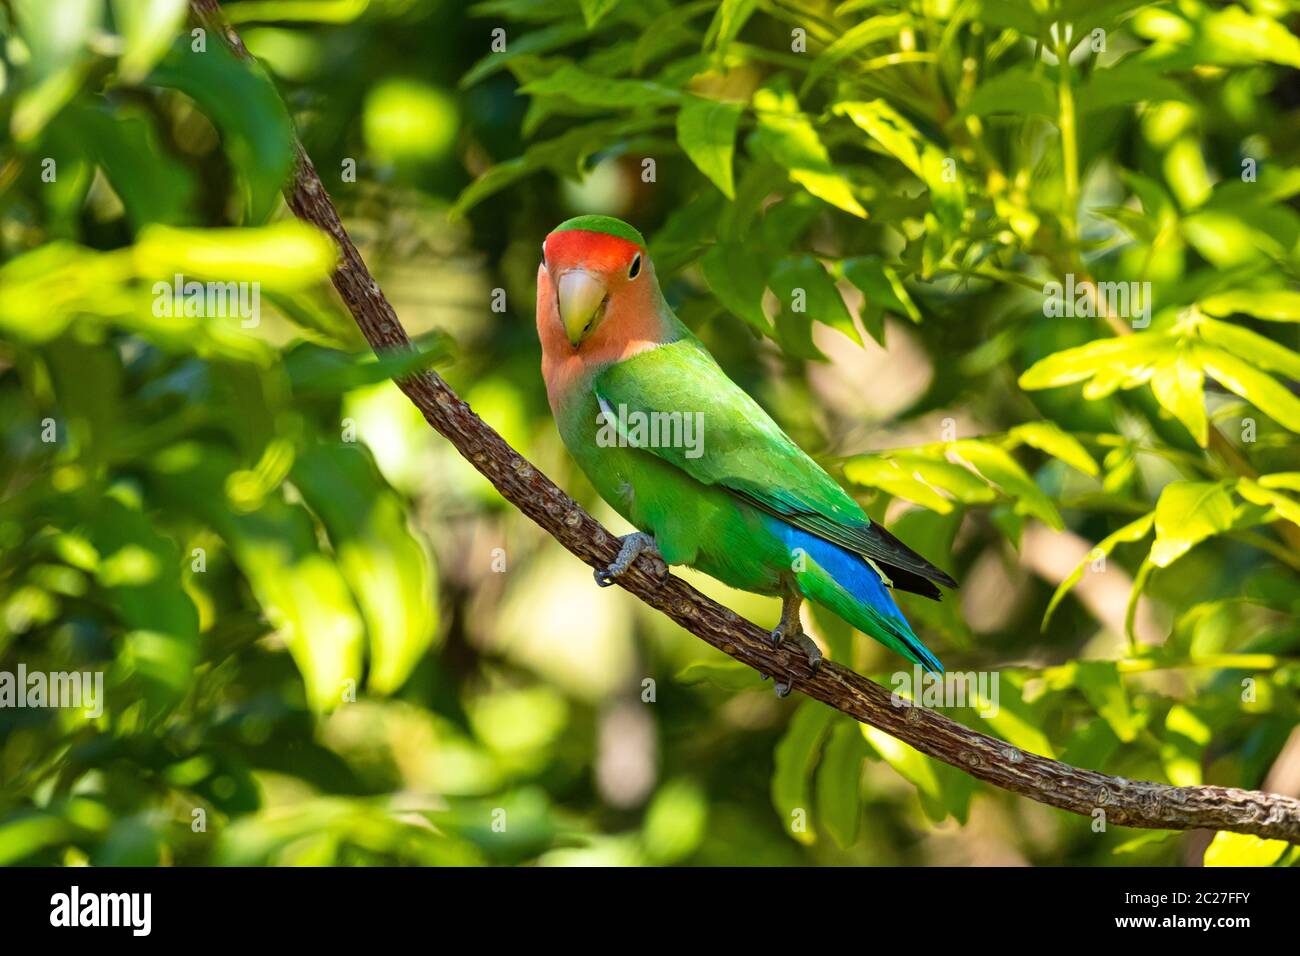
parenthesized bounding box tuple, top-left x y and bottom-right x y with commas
(592, 338, 955, 594)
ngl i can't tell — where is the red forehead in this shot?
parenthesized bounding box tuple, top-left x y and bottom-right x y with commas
(544, 229, 641, 270)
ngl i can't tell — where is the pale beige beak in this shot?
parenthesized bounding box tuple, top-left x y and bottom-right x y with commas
(557, 270, 607, 347)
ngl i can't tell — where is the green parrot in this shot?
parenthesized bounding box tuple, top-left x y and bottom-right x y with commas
(536, 215, 956, 693)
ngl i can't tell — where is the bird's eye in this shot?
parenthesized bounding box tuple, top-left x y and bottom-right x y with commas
(628, 253, 642, 279)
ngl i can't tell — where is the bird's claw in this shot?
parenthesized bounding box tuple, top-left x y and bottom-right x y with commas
(793, 632, 823, 673)
(767, 599, 822, 696)
(594, 532, 665, 589)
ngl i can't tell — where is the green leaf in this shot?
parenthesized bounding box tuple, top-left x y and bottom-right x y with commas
(111, 0, 188, 83)
(1236, 479, 1300, 529)
(890, 452, 996, 504)
(1150, 480, 1235, 568)
(1042, 513, 1154, 630)
(1078, 62, 1191, 115)
(642, 779, 708, 864)
(1194, 343, 1300, 433)
(228, 501, 366, 712)
(578, 0, 621, 28)
(84, 497, 200, 711)
(63, 100, 197, 230)
(1196, 6, 1300, 70)
(676, 96, 742, 198)
(451, 117, 664, 217)
(133, 222, 336, 289)
(801, 14, 912, 95)
(768, 255, 860, 346)
(285, 337, 452, 393)
(1197, 316, 1300, 380)
(815, 718, 868, 849)
(834, 99, 922, 175)
(704, 0, 757, 55)
(700, 243, 771, 334)
(1201, 289, 1300, 322)
(861, 724, 971, 824)
(1165, 137, 1213, 210)
(972, 0, 1041, 33)
(771, 700, 836, 844)
(163, 454, 367, 713)
(1073, 661, 1140, 743)
(949, 440, 1063, 529)
(1149, 355, 1207, 447)
(1112, 831, 1179, 856)
(1203, 831, 1292, 867)
(964, 66, 1055, 118)
(920, 143, 964, 234)
(841, 256, 920, 344)
(292, 445, 439, 695)
(1162, 703, 1210, 787)
(1181, 209, 1293, 268)
(459, 22, 588, 89)
(1009, 422, 1099, 476)
(520, 64, 683, 108)
(675, 657, 767, 692)
(10, 0, 103, 140)
(1019, 334, 1174, 390)
(1259, 472, 1300, 493)
(224, 0, 370, 23)
(149, 40, 295, 223)
(751, 85, 867, 219)
(843, 456, 955, 513)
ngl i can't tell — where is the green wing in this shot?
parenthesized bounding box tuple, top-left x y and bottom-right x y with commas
(594, 338, 956, 598)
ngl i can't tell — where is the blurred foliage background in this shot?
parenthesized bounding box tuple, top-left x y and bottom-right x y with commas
(2, 0, 1300, 866)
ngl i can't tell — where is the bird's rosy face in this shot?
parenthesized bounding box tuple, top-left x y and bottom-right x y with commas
(539, 228, 646, 348)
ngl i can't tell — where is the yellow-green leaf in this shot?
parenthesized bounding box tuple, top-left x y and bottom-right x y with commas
(1194, 343, 1300, 433)
(134, 222, 337, 289)
(1019, 334, 1174, 390)
(1009, 421, 1100, 476)
(833, 99, 922, 175)
(1198, 316, 1300, 380)
(1150, 356, 1208, 446)
(1203, 830, 1291, 867)
(843, 456, 954, 513)
(1259, 472, 1300, 493)
(1201, 289, 1300, 322)
(949, 440, 1062, 529)
(752, 86, 867, 218)
(1237, 478, 1300, 529)
(292, 445, 439, 695)
(1150, 480, 1235, 568)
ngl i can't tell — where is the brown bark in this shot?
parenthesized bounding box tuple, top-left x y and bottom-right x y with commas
(190, 0, 1300, 842)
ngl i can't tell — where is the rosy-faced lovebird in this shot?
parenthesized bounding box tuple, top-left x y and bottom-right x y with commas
(536, 215, 956, 693)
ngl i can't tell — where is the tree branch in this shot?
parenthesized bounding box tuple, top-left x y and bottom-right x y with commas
(191, 0, 1300, 843)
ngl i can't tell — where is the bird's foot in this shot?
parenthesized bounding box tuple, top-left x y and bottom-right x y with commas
(767, 593, 822, 697)
(594, 532, 667, 587)
(769, 625, 823, 672)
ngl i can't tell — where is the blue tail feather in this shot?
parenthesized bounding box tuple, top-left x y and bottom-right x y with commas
(779, 524, 944, 674)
